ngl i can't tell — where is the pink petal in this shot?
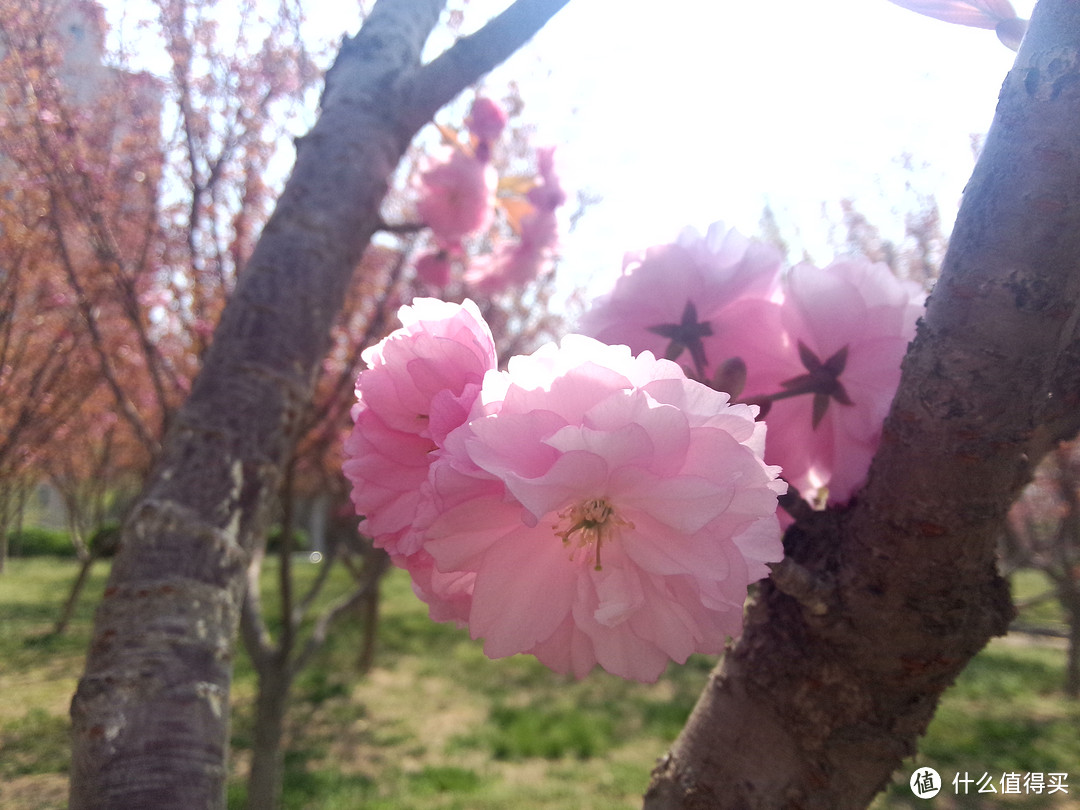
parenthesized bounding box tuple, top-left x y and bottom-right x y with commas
(885, 0, 1015, 27)
(470, 528, 578, 658)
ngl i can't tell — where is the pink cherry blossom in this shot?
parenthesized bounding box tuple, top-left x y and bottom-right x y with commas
(394, 549, 475, 626)
(529, 147, 567, 211)
(416, 149, 497, 250)
(712, 257, 925, 505)
(886, 0, 1017, 27)
(422, 335, 785, 682)
(466, 147, 566, 294)
(885, 0, 1026, 49)
(578, 223, 782, 380)
(466, 96, 508, 144)
(342, 298, 497, 556)
(414, 250, 453, 287)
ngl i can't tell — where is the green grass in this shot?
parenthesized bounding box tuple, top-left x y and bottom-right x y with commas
(868, 570, 1078, 809)
(1012, 568, 1073, 634)
(871, 641, 1080, 809)
(1, 557, 1077, 809)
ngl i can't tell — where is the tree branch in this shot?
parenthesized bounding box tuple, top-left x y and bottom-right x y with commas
(296, 537, 340, 620)
(49, 197, 162, 456)
(69, 0, 571, 806)
(239, 549, 276, 674)
(645, 1, 1080, 807)
(399, 0, 572, 134)
(293, 548, 389, 676)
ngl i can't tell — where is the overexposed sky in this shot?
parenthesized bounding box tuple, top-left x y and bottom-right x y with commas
(107, 0, 1036, 291)
(471, 0, 1034, 290)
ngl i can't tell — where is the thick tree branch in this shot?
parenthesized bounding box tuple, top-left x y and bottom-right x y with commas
(400, 0, 572, 133)
(68, 1, 570, 807)
(645, 2, 1080, 807)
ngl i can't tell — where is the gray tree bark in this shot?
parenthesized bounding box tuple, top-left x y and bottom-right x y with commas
(644, 2, 1080, 807)
(67, 1, 570, 807)
(244, 658, 291, 810)
(1066, 594, 1080, 698)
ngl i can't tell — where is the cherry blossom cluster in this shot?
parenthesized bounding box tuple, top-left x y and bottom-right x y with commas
(580, 222, 926, 507)
(412, 97, 566, 294)
(343, 297, 786, 681)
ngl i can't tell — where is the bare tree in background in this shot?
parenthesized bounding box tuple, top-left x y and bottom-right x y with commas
(1005, 441, 1080, 698)
(61, 0, 1080, 808)
(68, 1, 571, 807)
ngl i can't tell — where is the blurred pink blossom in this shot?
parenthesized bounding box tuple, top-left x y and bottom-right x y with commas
(414, 250, 453, 287)
(466, 147, 566, 294)
(416, 149, 497, 250)
(342, 298, 497, 555)
(529, 147, 567, 211)
(423, 335, 785, 681)
(578, 223, 782, 380)
(191, 318, 215, 339)
(714, 258, 925, 505)
(885, 0, 1026, 49)
(466, 96, 508, 144)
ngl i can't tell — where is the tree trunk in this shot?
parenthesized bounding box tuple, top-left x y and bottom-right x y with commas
(0, 480, 27, 574)
(245, 664, 292, 810)
(1064, 589, 1080, 698)
(0, 515, 8, 575)
(54, 554, 95, 636)
(356, 546, 390, 673)
(645, 2, 1080, 807)
(356, 575, 382, 674)
(67, 2, 570, 808)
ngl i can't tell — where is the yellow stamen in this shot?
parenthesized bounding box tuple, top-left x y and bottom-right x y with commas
(553, 497, 633, 571)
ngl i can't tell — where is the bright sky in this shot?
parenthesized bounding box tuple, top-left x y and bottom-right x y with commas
(108, 0, 1036, 294)
(470, 0, 1035, 292)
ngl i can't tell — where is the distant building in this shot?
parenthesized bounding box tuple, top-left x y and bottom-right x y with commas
(53, 0, 112, 103)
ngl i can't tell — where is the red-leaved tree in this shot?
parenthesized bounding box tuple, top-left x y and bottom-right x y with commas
(66, 2, 572, 807)
(63, 1, 1080, 808)
(1005, 442, 1080, 697)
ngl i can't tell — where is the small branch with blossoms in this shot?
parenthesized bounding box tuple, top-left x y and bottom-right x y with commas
(402, 96, 568, 294)
(580, 221, 926, 511)
(344, 218, 928, 682)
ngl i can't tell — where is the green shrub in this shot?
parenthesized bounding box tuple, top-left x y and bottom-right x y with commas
(89, 522, 122, 558)
(266, 526, 310, 554)
(6, 527, 72, 557)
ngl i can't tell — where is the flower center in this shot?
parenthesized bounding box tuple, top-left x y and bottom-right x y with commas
(554, 497, 633, 571)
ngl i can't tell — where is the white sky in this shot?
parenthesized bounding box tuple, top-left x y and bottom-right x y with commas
(107, 0, 1037, 293)
(471, 0, 1035, 292)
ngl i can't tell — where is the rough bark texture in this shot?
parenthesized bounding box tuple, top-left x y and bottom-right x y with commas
(67, 1, 570, 807)
(644, 2, 1080, 808)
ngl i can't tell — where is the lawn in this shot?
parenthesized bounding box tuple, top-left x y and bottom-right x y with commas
(0, 558, 1076, 809)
